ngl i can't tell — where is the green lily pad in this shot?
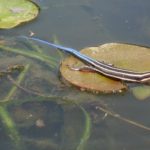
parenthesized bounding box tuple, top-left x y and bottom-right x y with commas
(0, 0, 39, 29)
(60, 43, 150, 93)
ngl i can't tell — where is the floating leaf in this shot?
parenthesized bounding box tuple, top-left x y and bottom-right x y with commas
(0, 0, 39, 29)
(131, 86, 150, 100)
(60, 43, 150, 93)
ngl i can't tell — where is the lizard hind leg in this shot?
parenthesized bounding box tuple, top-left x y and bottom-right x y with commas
(68, 65, 98, 73)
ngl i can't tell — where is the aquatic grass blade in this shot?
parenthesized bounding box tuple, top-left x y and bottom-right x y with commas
(0, 45, 58, 68)
(77, 106, 91, 150)
(0, 105, 25, 150)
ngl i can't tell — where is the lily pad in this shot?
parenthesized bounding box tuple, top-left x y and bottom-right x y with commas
(60, 43, 150, 93)
(131, 86, 150, 100)
(0, 0, 39, 29)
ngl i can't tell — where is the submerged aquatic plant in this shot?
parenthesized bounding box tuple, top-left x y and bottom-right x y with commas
(0, 37, 92, 150)
(0, 37, 150, 150)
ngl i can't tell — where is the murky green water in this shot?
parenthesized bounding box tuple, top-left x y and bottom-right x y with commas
(0, 0, 150, 150)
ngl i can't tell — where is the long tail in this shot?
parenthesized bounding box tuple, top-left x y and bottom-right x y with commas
(20, 36, 76, 53)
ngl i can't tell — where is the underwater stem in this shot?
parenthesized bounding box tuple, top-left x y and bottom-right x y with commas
(76, 106, 91, 150)
(2, 64, 30, 102)
(0, 105, 25, 150)
(0, 45, 58, 68)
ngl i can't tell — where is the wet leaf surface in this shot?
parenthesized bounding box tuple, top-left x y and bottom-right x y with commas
(0, 0, 39, 28)
(60, 43, 150, 93)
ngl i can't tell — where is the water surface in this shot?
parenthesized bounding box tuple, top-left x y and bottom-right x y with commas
(0, 0, 150, 150)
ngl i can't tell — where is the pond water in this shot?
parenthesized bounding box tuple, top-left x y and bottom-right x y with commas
(0, 0, 150, 150)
